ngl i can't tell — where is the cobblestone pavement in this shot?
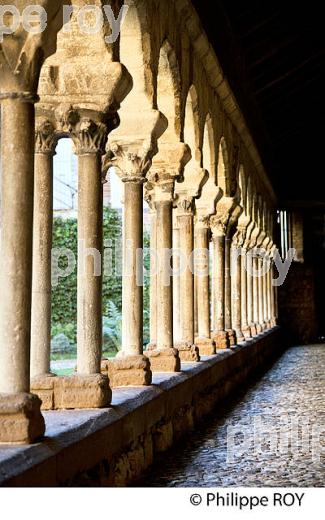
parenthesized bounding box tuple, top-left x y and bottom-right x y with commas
(139, 345, 325, 487)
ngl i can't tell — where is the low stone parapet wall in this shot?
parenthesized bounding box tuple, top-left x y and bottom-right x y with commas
(0, 328, 284, 486)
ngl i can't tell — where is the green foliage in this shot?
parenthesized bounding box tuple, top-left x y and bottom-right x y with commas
(51, 207, 123, 345)
(51, 207, 151, 351)
(103, 300, 122, 353)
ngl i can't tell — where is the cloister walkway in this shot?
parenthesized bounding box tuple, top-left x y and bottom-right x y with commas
(138, 345, 325, 487)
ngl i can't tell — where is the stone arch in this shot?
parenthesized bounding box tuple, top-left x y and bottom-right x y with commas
(202, 113, 216, 178)
(217, 137, 231, 196)
(183, 85, 201, 164)
(156, 39, 182, 142)
(246, 176, 253, 218)
(119, 0, 154, 109)
(238, 165, 247, 213)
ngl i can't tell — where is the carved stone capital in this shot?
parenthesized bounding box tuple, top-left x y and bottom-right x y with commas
(145, 171, 175, 204)
(71, 118, 109, 156)
(232, 227, 246, 248)
(176, 196, 195, 216)
(210, 213, 229, 237)
(35, 119, 57, 155)
(195, 215, 210, 229)
(106, 142, 155, 184)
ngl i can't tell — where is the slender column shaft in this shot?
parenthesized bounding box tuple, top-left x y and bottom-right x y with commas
(231, 246, 242, 338)
(270, 262, 275, 321)
(149, 208, 157, 344)
(258, 257, 264, 328)
(266, 262, 271, 325)
(77, 153, 103, 374)
(179, 213, 194, 343)
(196, 227, 210, 338)
(121, 180, 144, 355)
(263, 263, 268, 326)
(241, 251, 248, 329)
(253, 255, 259, 326)
(213, 235, 226, 331)
(0, 99, 35, 393)
(224, 237, 232, 330)
(31, 152, 54, 377)
(247, 251, 254, 326)
(156, 201, 173, 348)
(173, 217, 181, 342)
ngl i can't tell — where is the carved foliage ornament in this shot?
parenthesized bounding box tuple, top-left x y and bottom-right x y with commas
(106, 141, 155, 183)
(71, 118, 108, 156)
(35, 119, 57, 154)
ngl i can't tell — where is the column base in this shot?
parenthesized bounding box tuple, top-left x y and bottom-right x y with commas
(226, 329, 237, 346)
(212, 331, 230, 349)
(194, 337, 216, 356)
(256, 324, 263, 334)
(270, 318, 278, 327)
(31, 374, 56, 411)
(250, 324, 258, 336)
(242, 326, 252, 340)
(102, 355, 152, 387)
(235, 329, 245, 343)
(144, 348, 181, 372)
(54, 374, 111, 409)
(175, 342, 200, 362)
(0, 393, 45, 444)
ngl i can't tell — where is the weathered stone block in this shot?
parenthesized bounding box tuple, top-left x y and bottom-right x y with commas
(195, 337, 216, 356)
(106, 355, 152, 387)
(212, 331, 230, 349)
(175, 342, 200, 362)
(226, 329, 237, 346)
(242, 326, 252, 340)
(145, 348, 181, 372)
(54, 374, 111, 409)
(31, 374, 56, 411)
(0, 393, 45, 444)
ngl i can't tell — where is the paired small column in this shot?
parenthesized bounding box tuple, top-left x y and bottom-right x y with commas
(69, 116, 112, 407)
(145, 176, 180, 371)
(246, 249, 256, 336)
(225, 235, 237, 346)
(210, 218, 229, 349)
(231, 231, 245, 343)
(241, 248, 252, 339)
(174, 198, 200, 361)
(104, 145, 153, 386)
(194, 220, 216, 355)
(148, 204, 158, 347)
(31, 120, 57, 379)
(0, 93, 45, 443)
(173, 210, 181, 343)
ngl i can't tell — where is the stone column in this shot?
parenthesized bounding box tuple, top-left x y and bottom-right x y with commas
(0, 93, 45, 443)
(173, 211, 181, 343)
(266, 254, 272, 328)
(241, 249, 251, 339)
(246, 250, 254, 336)
(68, 116, 112, 407)
(148, 204, 157, 347)
(252, 254, 261, 333)
(231, 230, 246, 343)
(210, 218, 229, 349)
(225, 236, 237, 346)
(194, 221, 215, 355)
(257, 257, 264, 333)
(175, 198, 200, 362)
(30, 120, 57, 380)
(104, 145, 154, 386)
(145, 176, 180, 371)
